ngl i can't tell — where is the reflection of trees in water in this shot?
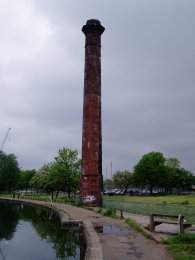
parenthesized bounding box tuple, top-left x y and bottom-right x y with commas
(0, 202, 81, 259)
(0, 242, 5, 260)
(0, 202, 20, 240)
(28, 208, 81, 259)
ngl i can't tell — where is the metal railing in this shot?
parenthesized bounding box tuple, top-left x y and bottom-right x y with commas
(103, 200, 195, 223)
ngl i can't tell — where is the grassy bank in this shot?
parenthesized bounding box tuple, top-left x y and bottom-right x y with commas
(104, 195, 195, 205)
(0, 193, 77, 205)
(165, 233, 195, 260)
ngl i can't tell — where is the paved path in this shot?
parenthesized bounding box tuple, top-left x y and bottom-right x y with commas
(54, 203, 173, 260)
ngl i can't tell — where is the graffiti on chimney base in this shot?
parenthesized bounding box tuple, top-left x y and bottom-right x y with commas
(83, 195, 96, 203)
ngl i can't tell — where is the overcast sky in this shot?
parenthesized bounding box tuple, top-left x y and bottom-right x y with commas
(1, 0, 195, 178)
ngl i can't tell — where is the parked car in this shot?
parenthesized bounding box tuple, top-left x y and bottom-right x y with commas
(114, 189, 121, 195)
(126, 188, 141, 195)
(103, 189, 115, 196)
(119, 189, 126, 195)
(103, 190, 110, 195)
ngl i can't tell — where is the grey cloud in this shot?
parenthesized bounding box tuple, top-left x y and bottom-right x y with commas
(1, 0, 195, 175)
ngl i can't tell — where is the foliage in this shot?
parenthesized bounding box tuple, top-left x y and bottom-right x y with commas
(51, 147, 81, 197)
(112, 154, 194, 195)
(103, 179, 114, 190)
(176, 168, 194, 193)
(165, 233, 195, 260)
(0, 151, 20, 191)
(165, 157, 193, 194)
(165, 158, 181, 168)
(113, 170, 133, 189)
(133, 151, 167, 194)
(103, 208, 116, 217)
(30, 164, 52, 192)
(165, 233, 195, 244)
(17, 169, 36, 190)
(31, 147, 81, 198)
(102, 208, 119, 218)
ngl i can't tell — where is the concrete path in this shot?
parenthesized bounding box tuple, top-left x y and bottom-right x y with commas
(54, 203, 173, 260)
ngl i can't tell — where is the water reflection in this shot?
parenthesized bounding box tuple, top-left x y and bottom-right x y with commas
(93, 224, 130, 234)
(0, 201, 83, 260)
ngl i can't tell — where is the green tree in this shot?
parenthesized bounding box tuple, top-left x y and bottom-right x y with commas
(133, 151, 167, 194)
(165, 157, 181, 168)
(30, 147, 81, 199)
(178, 168, 193, 192)
(164, 157, 180, 193)
(0, 151, 20, 191)
(18, 169, 36, 191)
(52, 147, 81, 198)
(30, 164, 53, 194)
(113, 170, 132, 189)
(103, 179, 114, 190)
(169, 167, 193, 194)
(165, 157, 193, 194)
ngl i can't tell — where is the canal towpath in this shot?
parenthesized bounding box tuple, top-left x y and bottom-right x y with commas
(53, 202, 173, 260)
(0, 198, 174, 260)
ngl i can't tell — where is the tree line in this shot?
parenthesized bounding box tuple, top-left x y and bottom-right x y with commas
(0, 147, 81, 199)
(104, 151, 194, 195)
(30, 147, 81, 199)
(1, 149, 194, 196)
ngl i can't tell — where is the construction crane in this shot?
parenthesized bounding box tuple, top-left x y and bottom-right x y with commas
(1, 127, 11, 151)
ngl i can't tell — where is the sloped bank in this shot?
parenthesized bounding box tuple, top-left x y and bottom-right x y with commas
(0, 197, 103, 260)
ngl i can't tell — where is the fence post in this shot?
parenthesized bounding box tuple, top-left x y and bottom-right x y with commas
(178, 215, 184, 233)
(120, 209, 123, 219)
(113, 208, 116, 215)
(185, 205, 189, 222)
(150, 214, 155, 232)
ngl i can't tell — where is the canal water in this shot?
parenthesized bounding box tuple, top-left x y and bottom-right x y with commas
(0, 201, 84, 260)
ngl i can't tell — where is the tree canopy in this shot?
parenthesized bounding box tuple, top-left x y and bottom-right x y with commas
(165, 157, 193, 194)
(31, 147, 81, 198)
(112, 170, 132, 189)
(17, 169, 36, 191)
(103, 179, 114, 190)
(133, 151, 167, 194)
(0, 151, 20, 191)
(103, 152, 193, 195)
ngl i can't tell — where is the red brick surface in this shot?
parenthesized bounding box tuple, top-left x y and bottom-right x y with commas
(80, 20, 104, 207)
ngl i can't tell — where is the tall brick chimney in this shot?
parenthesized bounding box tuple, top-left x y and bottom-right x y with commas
(80, 19, 105, 207)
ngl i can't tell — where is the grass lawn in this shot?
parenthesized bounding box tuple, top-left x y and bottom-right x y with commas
(104, 195, 195, 205)
(164, 233, 195, 260)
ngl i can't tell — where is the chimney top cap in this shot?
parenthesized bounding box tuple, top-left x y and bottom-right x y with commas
(86, 19, 101, 26)
(82, 19, 105, 35)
